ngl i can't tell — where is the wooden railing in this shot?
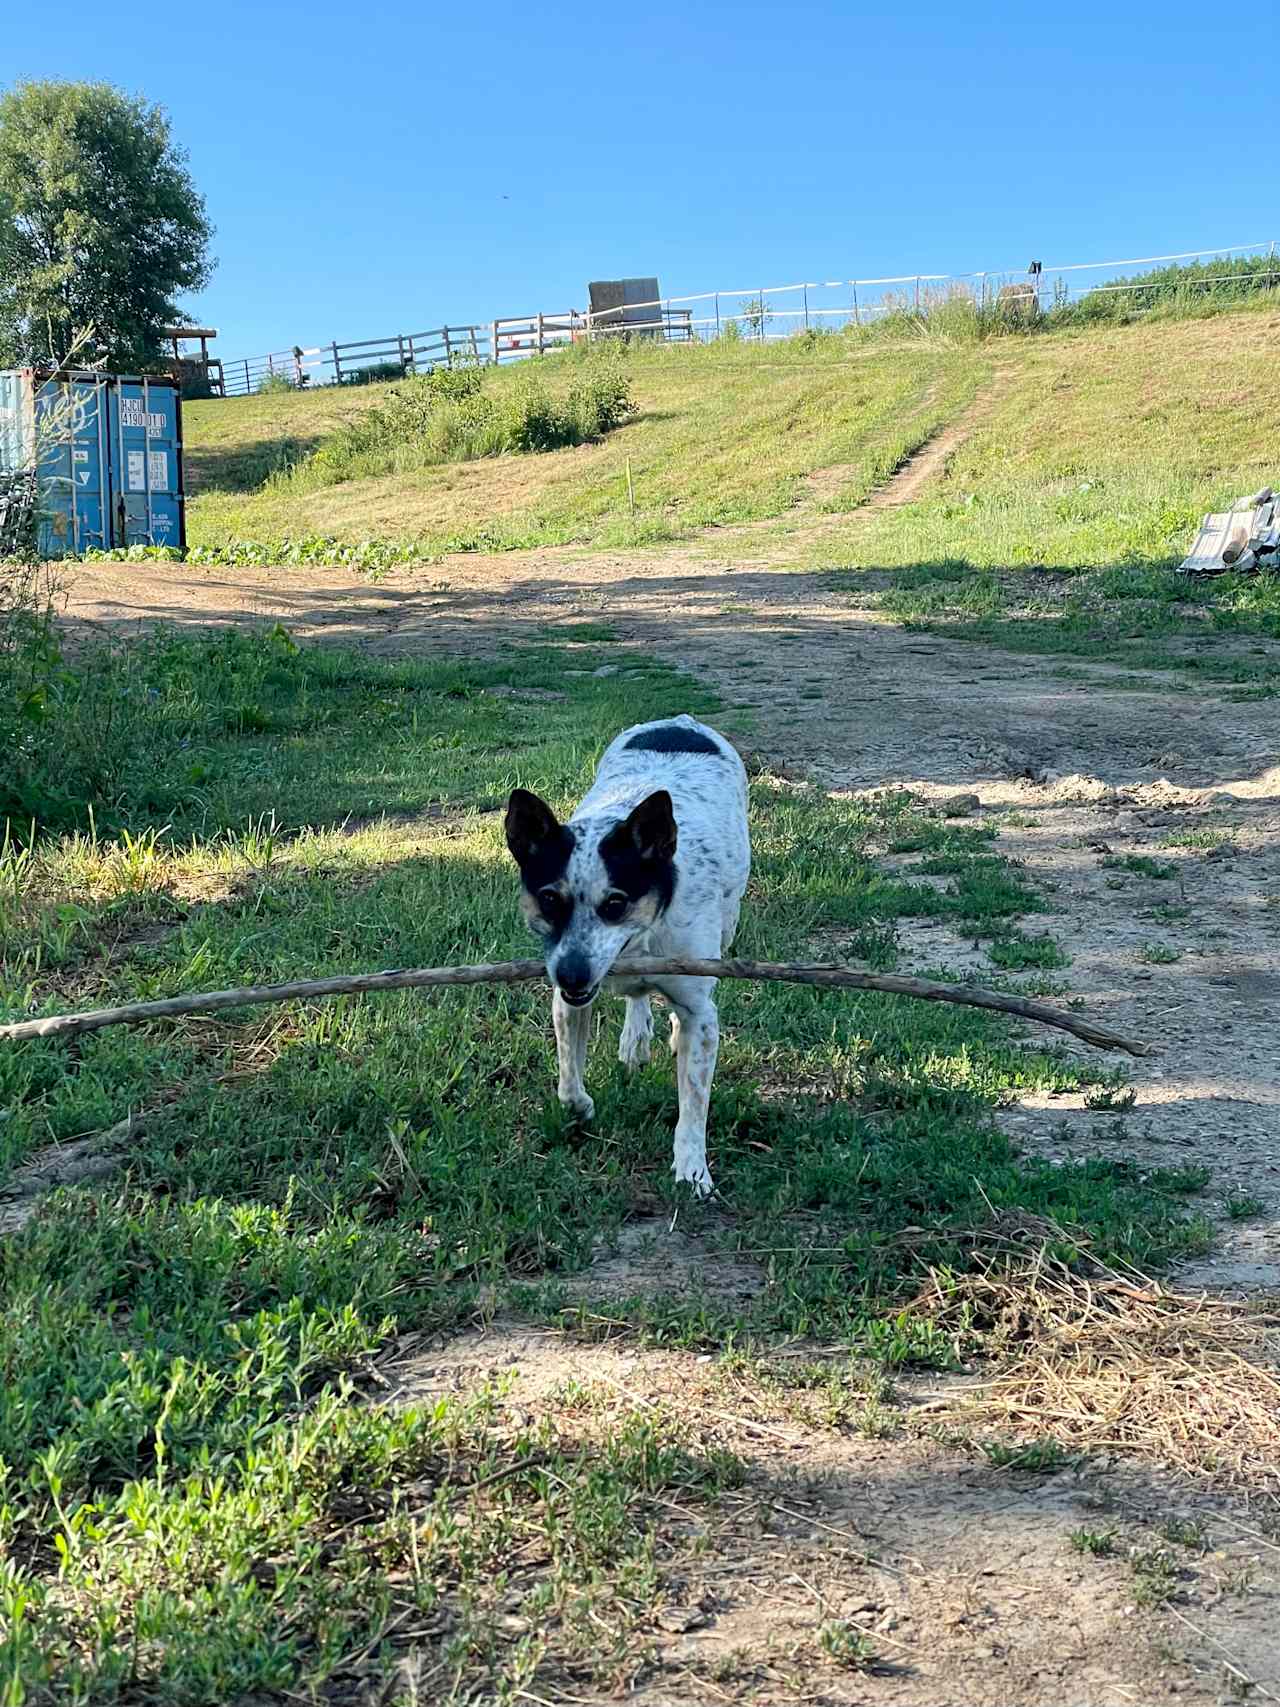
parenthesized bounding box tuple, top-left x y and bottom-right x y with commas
(221, 327, 484, 395)
(220, 310, 694, 394)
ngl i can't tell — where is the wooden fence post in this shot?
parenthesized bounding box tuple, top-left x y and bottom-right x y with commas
(332, 341, 342, 385)
(490, 322, 499, 365)
(536, 311, 544, 355)
(443, 325, 453, 365)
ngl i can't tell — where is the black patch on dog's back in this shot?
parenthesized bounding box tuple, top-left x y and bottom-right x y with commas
(624, 723, 723, 757)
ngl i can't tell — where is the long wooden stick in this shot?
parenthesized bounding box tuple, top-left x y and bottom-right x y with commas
(0, 957, 1149, 1054)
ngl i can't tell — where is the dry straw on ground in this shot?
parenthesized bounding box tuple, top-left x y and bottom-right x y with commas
(911, 1217, 1280, 1496)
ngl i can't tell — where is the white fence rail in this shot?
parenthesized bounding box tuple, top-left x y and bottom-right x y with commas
(217, 239, 1278, 395)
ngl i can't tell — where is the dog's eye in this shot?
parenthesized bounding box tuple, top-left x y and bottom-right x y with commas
(598, 892, 629, 924)
(538, 887, 568, 918)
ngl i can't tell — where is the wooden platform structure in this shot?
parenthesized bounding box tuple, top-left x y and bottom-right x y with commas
(160, 325, 224, 398)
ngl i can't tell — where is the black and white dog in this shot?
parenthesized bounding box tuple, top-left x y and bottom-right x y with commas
(505, 715, 750, 1195)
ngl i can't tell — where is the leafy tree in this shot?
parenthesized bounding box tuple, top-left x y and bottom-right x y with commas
(0, 80, 214, 368)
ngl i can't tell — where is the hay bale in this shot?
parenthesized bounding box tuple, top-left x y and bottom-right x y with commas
(997, 282, 1041, 323)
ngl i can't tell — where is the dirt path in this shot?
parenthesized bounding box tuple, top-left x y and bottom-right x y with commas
(55, 400, 1280, 1704)
(62, 531, 1280, 1297)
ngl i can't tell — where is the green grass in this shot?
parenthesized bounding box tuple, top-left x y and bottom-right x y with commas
(1139, 941, 1183, 964)
(1070, 1527, 1119, 1557)
(1157, 1516, 1208, 1552)
(813, 311, 1280, 693)
(818, 1621, 880, 1669)
(182, 379, 404, 493)
(1225, 1192, 1265, 1221)
(987, 931, 1071, 971)
(1130, 1547, 1182, 1607)
(0, 632, 1214, 1701)
(1103, 854, 1180, 881)
(185, 338, 985, 557)
(981, 1437, 1072, 1472)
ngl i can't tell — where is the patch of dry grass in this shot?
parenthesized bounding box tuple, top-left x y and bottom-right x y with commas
(912, 1217, 1280, 1496)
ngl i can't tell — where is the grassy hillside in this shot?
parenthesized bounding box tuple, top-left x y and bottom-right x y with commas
(810, 312, 1280, 690)
(185, 340, 986, 556)
(819, 313, 1279, 572)
(184, 307, 1278, 573)
(183, 380, 402, 494)
(180, 311, 1280, 685)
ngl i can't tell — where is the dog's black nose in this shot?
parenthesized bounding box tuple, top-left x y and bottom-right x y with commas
(555, 951, 595, 1002)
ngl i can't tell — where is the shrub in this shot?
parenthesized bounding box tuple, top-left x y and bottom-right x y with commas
(1061, 253, 1280, 326)
(285, 352, 635, 491)
(739, 296, 770, 336)
(839, 254, 1280, 347)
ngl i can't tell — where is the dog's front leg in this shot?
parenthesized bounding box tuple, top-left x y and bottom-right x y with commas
(619, 994, 654, 1067)
(553, 990, 595, 1122)
(670, 995, 719, 1195)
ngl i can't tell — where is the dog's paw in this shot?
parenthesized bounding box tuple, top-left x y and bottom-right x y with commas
(559, 1090, 595, 1125)
(618, 1030, 652, 1069)
(672, 1156, 714, 1198)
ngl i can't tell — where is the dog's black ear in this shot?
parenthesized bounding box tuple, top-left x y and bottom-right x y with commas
(505, 788, 561, 865)
(621, 790, 677, 862)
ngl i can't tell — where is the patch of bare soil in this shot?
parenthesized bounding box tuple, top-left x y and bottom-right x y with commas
(52, 379, 1280, 1703)
(564, 1213, 768, 1307)
(379, 1321, 1280, 1706)
(0, 1115, 139, 1235)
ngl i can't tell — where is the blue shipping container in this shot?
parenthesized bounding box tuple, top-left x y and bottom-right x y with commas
(0, 368, 185, 557)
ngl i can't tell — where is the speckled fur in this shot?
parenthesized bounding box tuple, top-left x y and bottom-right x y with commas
(510, 714, 750, 1195)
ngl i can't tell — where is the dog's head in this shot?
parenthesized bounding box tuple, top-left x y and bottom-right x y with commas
(504, 788, 677, 1004)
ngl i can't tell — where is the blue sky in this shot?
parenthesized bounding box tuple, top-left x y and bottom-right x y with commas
(7, 1, 1274, 358)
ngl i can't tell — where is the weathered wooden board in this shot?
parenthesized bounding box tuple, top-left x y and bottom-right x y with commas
(1180, 489, 1280, 575)
(1180, 510, 1236, 574)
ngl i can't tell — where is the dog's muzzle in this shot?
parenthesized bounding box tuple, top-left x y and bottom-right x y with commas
(552, 949, 598, 1007)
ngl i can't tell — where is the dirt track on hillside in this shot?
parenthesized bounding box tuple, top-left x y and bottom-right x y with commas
(56, 396, 1280, 1705)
